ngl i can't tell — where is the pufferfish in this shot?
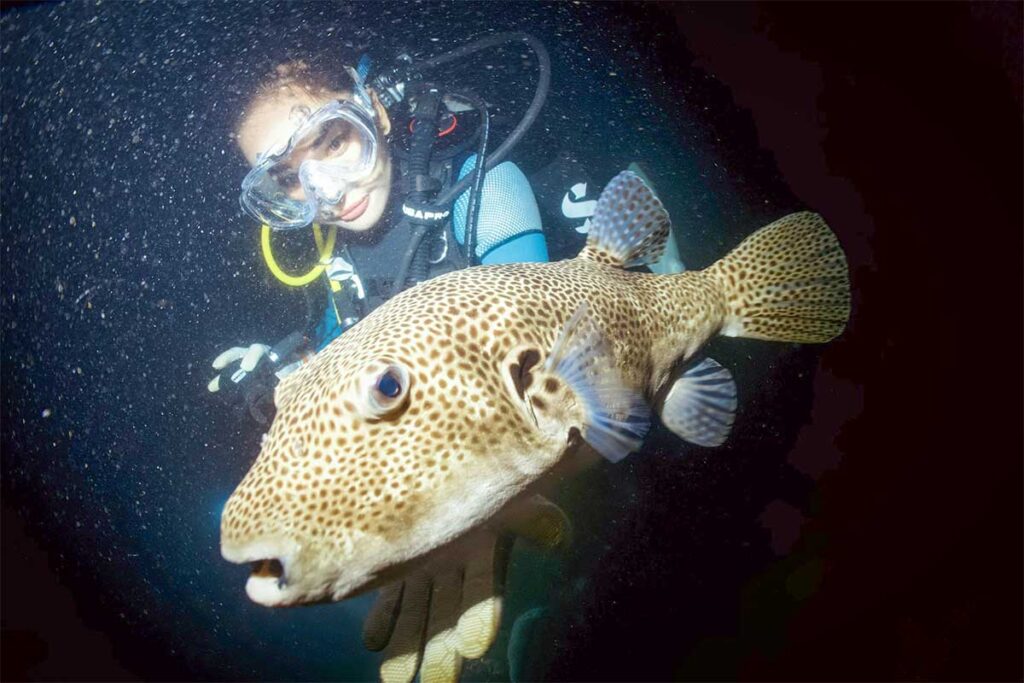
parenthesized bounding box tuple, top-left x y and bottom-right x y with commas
(220, 170, 850, 670)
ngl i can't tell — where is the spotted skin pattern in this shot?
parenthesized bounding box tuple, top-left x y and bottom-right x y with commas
(220, 172, 850, 622)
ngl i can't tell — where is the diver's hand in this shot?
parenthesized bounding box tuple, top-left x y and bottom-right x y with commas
(207, 333, 307, 424)
(362, 495, 570, 683)
(207, 343, 277, 425)
(207, 343, 273, 393)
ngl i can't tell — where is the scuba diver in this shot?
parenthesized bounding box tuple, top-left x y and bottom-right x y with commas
(206, 33, 687, 681)
(208, 37, 579, 682)
(208, 33, 555, 423)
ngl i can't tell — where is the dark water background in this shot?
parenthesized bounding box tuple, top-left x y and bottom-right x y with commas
(2, 2, 1020, 682)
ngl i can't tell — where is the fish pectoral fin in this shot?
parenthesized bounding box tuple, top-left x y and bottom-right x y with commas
(539, 301, 650, 463)
(576, 170, 671, 268)
(660, 358, 737, 448)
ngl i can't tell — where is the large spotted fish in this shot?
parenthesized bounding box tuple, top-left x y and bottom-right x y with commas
(220, 171, 850, 672)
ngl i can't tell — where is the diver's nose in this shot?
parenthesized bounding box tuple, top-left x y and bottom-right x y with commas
(304, 169, 349, 207)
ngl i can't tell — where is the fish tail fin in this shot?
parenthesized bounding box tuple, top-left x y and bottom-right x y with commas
(706, 212, 850, 343)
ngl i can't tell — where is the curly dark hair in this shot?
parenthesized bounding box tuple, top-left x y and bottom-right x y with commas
(236, 57, 356, 136)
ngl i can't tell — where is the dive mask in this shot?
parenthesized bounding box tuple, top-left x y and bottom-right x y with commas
(240, 98, 379, 230)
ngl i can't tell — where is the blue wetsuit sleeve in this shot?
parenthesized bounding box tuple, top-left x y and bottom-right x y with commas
(452, 156, 550, 265)
(313, 300, 342, 351)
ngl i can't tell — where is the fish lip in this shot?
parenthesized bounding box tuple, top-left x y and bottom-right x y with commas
(245, 572, 295, 607)
(220, 537, 299, 566)
(221, 537, 301, 606)
(221, 533, 383, 605)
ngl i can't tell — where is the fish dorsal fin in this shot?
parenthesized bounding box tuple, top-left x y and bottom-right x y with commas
(578, 170, 671, 268)
(542, 301, 650, 462)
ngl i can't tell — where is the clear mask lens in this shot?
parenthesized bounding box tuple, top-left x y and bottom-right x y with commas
(240, 100, 378, 230)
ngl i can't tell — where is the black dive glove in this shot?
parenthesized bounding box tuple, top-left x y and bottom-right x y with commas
(207, 331, 307, 425)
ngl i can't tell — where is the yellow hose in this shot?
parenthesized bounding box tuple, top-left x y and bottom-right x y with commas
(260, 223, 337, 287)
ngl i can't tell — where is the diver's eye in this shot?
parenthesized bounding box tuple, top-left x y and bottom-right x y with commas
(359, 363, 411, 419)
(327, 135, 346, 153)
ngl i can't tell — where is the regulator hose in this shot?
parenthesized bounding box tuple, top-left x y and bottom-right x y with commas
(428, 32, 550, 206)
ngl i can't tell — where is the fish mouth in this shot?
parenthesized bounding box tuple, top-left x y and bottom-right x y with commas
(221, 538, 300, 607)
(245, 559, 292, 606)
(220, 533, 383, 605)
(250, 558, 285, 580)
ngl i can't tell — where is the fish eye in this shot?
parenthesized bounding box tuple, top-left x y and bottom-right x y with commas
(360, 363, 411, 419)
(376, 370, 402, 398)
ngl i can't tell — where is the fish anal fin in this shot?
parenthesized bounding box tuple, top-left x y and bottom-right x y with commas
(660, 358, 737, 448)
(578, 170, 671, 269)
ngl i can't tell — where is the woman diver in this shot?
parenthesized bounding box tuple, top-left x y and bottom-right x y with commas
(207, 35, 573, 683)
(206, 34, 682, 682)
(208, 34, 554, 423)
